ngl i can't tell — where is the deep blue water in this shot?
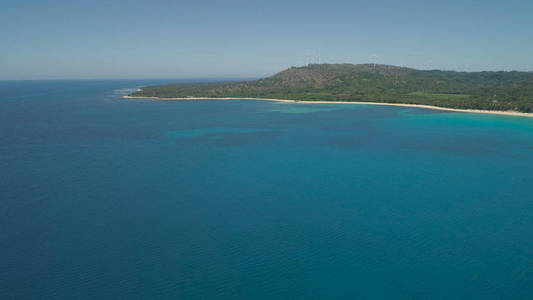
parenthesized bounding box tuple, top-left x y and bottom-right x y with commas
(1, 80, 533, 299)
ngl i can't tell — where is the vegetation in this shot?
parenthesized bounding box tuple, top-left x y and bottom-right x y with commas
(130, 64, 533, 112)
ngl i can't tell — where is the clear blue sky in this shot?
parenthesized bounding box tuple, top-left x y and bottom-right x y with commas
(1, 0, 533, 79)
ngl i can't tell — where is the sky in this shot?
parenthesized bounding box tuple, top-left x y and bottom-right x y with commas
(1, 0, 533, 79)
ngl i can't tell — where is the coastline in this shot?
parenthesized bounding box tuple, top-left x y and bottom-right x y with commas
(123, 95, 533, 118)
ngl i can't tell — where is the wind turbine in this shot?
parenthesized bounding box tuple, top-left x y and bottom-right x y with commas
(426, 60, 434, 70)
(371, 54, 378, 69)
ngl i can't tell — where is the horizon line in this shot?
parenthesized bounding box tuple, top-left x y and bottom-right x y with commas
(1, 63, 531, 81)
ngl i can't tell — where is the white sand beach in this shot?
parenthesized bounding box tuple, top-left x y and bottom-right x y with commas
(123, 95, 533, 118)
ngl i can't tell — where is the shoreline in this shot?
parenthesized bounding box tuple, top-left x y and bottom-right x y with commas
(123, 95, 533, 118)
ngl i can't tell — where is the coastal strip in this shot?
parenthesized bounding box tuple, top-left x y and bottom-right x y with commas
(123, 95, 533, 118)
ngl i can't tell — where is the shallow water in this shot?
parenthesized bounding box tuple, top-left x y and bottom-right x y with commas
(1, 80, 533, 299)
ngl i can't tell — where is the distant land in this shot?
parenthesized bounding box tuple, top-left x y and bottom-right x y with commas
(128, 64, 533, 114)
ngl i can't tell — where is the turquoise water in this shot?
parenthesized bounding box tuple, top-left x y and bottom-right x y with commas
(1, 80, 533, 299)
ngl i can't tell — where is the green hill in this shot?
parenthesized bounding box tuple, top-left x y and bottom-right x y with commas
(130, 64, 533, 112)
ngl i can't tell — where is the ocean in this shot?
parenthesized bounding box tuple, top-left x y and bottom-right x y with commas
(1, 80, 533, 299)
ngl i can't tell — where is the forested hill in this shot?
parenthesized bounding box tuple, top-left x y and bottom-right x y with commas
(130, 64, 533, 112)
